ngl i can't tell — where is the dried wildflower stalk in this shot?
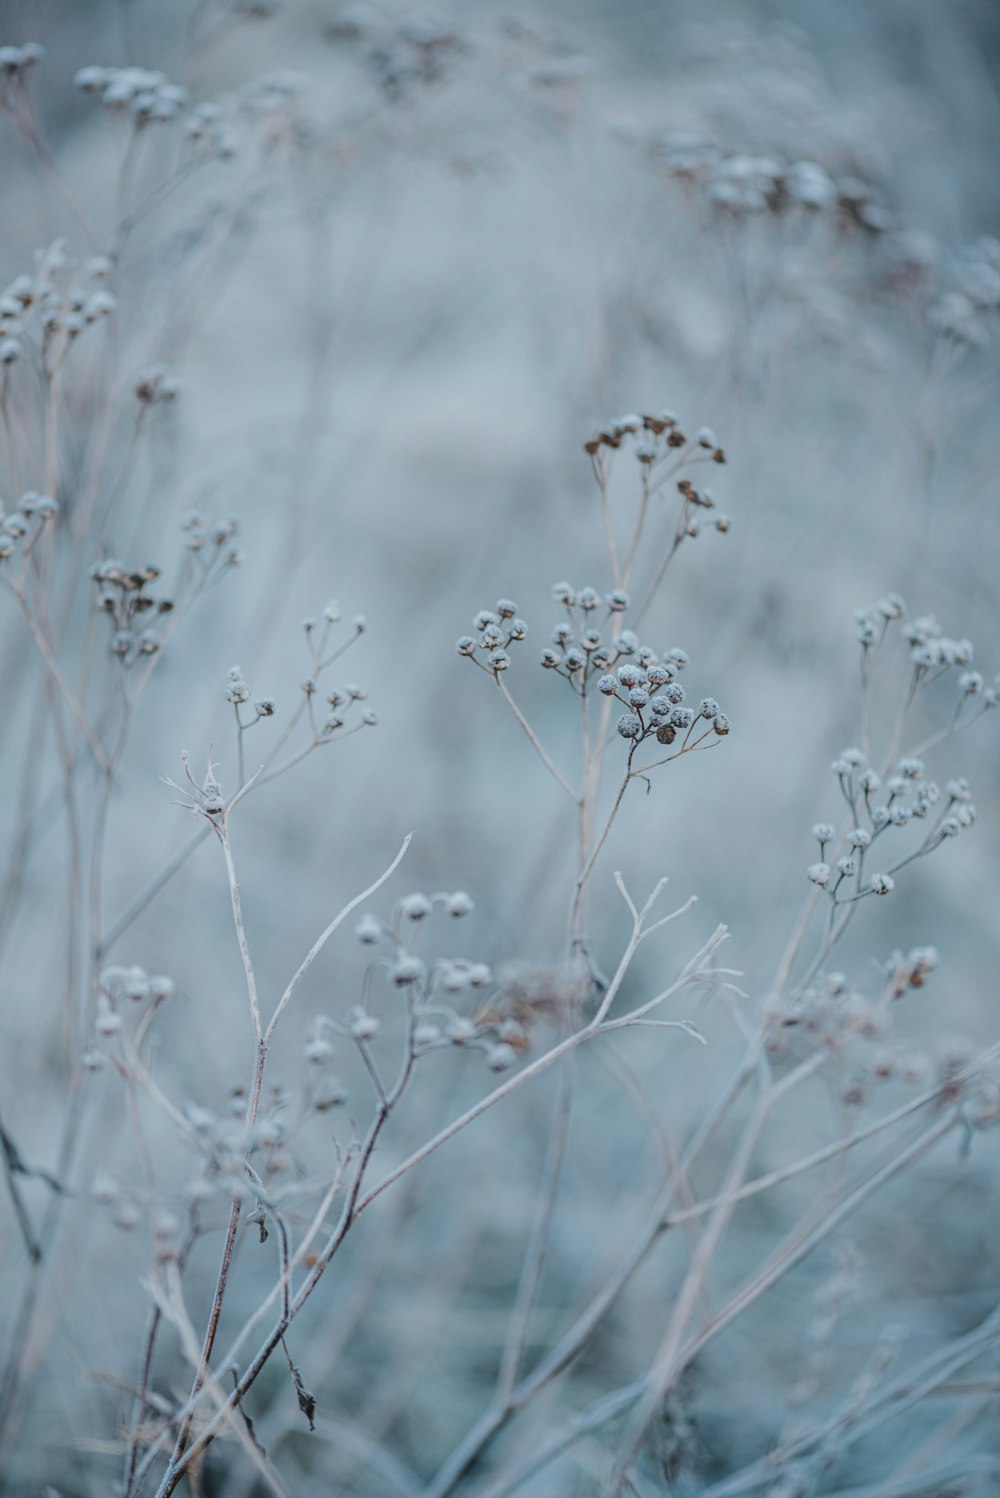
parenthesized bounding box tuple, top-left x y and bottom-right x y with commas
(1, 25, 999, 1498)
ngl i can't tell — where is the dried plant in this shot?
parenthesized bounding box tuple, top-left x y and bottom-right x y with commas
(1, 10, 998, 1498)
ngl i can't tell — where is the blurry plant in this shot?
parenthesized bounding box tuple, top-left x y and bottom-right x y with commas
(0, 14, 999, 1498)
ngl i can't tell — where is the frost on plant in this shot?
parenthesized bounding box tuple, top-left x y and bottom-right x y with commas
(0, 9, 999, 1498)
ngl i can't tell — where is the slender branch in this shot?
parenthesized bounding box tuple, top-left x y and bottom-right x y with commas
(264, 833, 412, 1043)
(495, 676, 578, 802)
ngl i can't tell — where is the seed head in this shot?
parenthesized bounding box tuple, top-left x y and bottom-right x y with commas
(354, 914, 382, 944)
(391, 955, 426, 987)
(487, 1043, 518, 1072)
(348, 1008, 381, 1040)
(399, 893, 432, 921)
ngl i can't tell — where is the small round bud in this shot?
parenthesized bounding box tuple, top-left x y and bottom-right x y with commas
(496, 599, 518, 618)
(712, 714, 730, 735)
(96, 1004, 121, 1038)
(304, 1035, 334, 1066)
(112, 1201, 141, 1231)
(870, 873, 895, 895)
(446, 891, 473, 918)
(399, 893, 432, 921)
(354, 914, 382, 944)
(92, 1172, 119, 1204)
(628, 687, 649, 708)
(807, 862, 831, 887)
(487, 1043, 518, 1072)
(598, 674, 619, 695)
(124, 966, 150, 1002)
(606, 589, 630, 611)
(348, 1008, 381, 1040)
(616, 712, 642, 740)
(391, 955, 425, 987)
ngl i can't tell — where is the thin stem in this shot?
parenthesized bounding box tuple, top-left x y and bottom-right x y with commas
(264, 833, 412, 1043)
(495, 676, 578, 802)
(219, 819, 262, 1043)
